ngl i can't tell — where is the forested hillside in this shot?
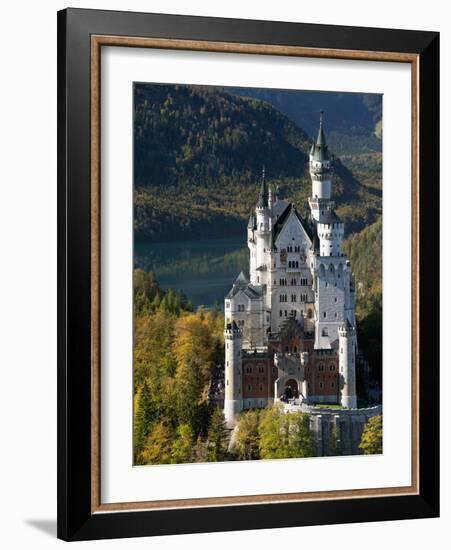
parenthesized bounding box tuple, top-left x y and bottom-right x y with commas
(231, 87, 382, 155)
(134, 84, 381, 242)
(343, 217, 383, 381)
(133, 270, 315, 464)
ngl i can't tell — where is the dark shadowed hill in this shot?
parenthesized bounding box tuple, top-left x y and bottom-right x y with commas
(230, 87, 382, 156)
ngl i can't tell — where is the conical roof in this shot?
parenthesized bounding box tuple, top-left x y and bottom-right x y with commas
(256, 167, 268, 208)
(311, 112, 330, 162)
(235, 271, 248, 285)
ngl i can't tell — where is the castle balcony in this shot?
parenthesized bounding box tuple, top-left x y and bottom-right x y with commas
(310, 172, 331, 181)
(310, 164, 331, 175)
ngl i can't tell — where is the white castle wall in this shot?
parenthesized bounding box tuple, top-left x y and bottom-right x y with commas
(314, 258, 348, 347)
(224, 326, 243, 428)
(225, 289, 266, 349)
(310, 158, 331, 200)
(339, 325, 357, 408)
(318, 221, 344, 256)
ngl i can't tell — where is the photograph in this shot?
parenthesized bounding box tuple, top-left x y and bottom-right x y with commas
(132, 83, 383, 465)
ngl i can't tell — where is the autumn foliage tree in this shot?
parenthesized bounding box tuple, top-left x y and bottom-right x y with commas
(133, 380, 155, 460)
(359, 414, 383, 455)
(138, 420, 174, 465)
(258, 404, 314, 460)
(234, 410, 260, 460)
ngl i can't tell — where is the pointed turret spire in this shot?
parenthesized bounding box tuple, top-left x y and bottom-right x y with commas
(234, 271, 248, 285)
(256, 166, 268, 208)
(311, 112, 329, 162)
(316, 111, 326, 146)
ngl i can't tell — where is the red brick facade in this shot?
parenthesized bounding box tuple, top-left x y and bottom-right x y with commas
(242, 356, 277, 399)
(241, 323, 339, 402)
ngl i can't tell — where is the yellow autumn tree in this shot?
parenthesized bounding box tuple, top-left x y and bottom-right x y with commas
(173, 312, 216, 382)
(359, 415, 383, 455)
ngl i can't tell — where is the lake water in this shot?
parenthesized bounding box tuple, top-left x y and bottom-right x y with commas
(134, 236, 248, 308)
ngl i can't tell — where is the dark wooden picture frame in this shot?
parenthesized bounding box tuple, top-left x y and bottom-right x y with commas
(57, 8, 439, 541)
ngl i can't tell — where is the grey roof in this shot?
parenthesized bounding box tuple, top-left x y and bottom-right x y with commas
(225, 272, 263, 300)
(271, 199, 290, 220)
(256, 167, 269, 208)
(235, 271, 248, 284)
(272, 203, 313, 244)
(318, 210, 341, 224)
(311, 112, 330, 162)
(243, 286, 263, 299)
(225, 283, 262, 300)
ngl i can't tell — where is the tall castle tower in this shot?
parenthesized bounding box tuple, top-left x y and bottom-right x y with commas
(339, 320, 357, 408)
(252, 168, 271, 287)
(224, 321, 243, 428)
(308, 112, 344, 257)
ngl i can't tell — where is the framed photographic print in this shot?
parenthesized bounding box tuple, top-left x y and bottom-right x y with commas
(57, 8, 439, 541)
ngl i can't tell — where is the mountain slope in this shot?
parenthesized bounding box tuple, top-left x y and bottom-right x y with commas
(230, 87, 382, 155)
(134, 84, 381, 242)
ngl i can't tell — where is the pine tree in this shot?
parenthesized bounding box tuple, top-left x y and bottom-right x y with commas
(134, 380, 155, 461)
(359, 415, 383, 454)
(207, 408, 229, 462)
(171, 424, 194, 464)
(174, 360, 204, 432)
(173, 292, 182, 315)
(151, 292, 161, 311)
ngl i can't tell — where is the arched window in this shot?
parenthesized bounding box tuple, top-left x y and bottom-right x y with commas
(322, 327, 328, 337)
(307, 308, 313, 319)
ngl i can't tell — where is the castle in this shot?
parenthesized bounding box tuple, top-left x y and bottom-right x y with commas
(224, 115, 358, 428)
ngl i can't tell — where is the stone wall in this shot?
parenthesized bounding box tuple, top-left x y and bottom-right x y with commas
(283, 403, 382, 456)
